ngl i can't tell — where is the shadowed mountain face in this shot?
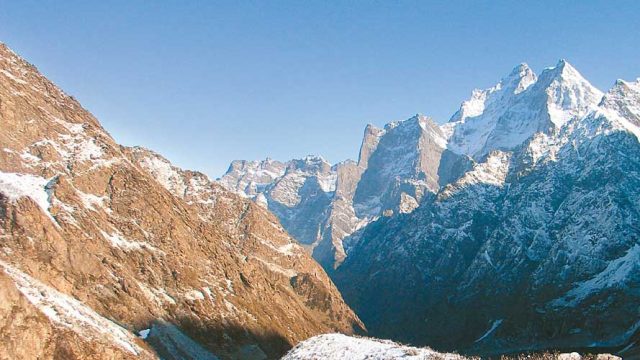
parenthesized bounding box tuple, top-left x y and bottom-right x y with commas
(0, 43, 363, 360)
(222, 60, 640, 356)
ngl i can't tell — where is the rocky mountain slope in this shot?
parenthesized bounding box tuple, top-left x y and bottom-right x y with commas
(334, 64, 640, 356)
(0, 42, 363, 360)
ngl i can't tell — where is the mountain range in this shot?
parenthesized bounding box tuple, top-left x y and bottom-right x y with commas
(220, 60, 640, 357)
(1, 39, 637, 359)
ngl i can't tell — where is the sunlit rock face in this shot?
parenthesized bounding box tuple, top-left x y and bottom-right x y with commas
(0, 42, 363, 360)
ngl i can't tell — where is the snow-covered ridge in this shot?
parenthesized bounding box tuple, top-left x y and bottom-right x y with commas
(219, 154, 337, 207)
(282, 333, 466, 360)
(593, 78, 640, 140)
(445, 60, 603, 158)
(449, 63, 537, 125)
(218, 158, 287, 197)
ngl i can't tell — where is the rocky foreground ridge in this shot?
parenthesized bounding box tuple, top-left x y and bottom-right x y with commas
(0, 42, 363, 360)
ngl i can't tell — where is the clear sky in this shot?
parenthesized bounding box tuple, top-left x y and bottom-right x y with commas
(1, 1, 639, 177)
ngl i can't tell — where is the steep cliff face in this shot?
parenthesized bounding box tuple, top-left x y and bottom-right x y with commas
(353, 115, 448, 219)
(334, 67, 640, 356)
(0, 42, 363, 360)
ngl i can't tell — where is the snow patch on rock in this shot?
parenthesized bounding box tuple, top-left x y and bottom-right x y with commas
(0, 171, 57, 224)
(99, 230, 163, 255)
(137, 155, 187, 196)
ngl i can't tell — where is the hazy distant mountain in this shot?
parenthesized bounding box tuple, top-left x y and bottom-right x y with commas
(219, 114, 473, 270)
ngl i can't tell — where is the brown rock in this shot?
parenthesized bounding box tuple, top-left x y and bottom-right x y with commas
(0, 42, 363, 359)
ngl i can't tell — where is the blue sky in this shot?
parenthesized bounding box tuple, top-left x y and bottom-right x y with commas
(1, 1, 639, 177)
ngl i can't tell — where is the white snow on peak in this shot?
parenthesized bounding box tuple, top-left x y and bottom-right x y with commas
(218, 158, 287, 197)
(0, 260, 146, 355)
(300, 154, 330, 164)
(236, 154, 337, 208)
(445, 63, 537, 156)
(448, 63, 537, 125)
(553, 78, 640, 146)
(595, 78, 640, 138)
(536, 60, 604, 129)
(451, 88, 488, 123)
(445, 60, 603, 159)
(282, 333, 466, 360)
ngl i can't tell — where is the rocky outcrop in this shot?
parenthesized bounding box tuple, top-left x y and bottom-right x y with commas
(0, 42, 363, 360)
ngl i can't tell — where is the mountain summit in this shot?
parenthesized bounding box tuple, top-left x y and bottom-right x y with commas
(446, 59, 603, 158)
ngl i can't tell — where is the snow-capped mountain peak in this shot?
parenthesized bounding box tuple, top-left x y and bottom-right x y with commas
(584, 78, 640, 141)
(533, 59, 604, 128)
(335, 64, 640, 357)
(447, 63, 536, 125)
(599, 78, 640, 128)
(503, 62, 537, 95)
(445, 60, 603, 158)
